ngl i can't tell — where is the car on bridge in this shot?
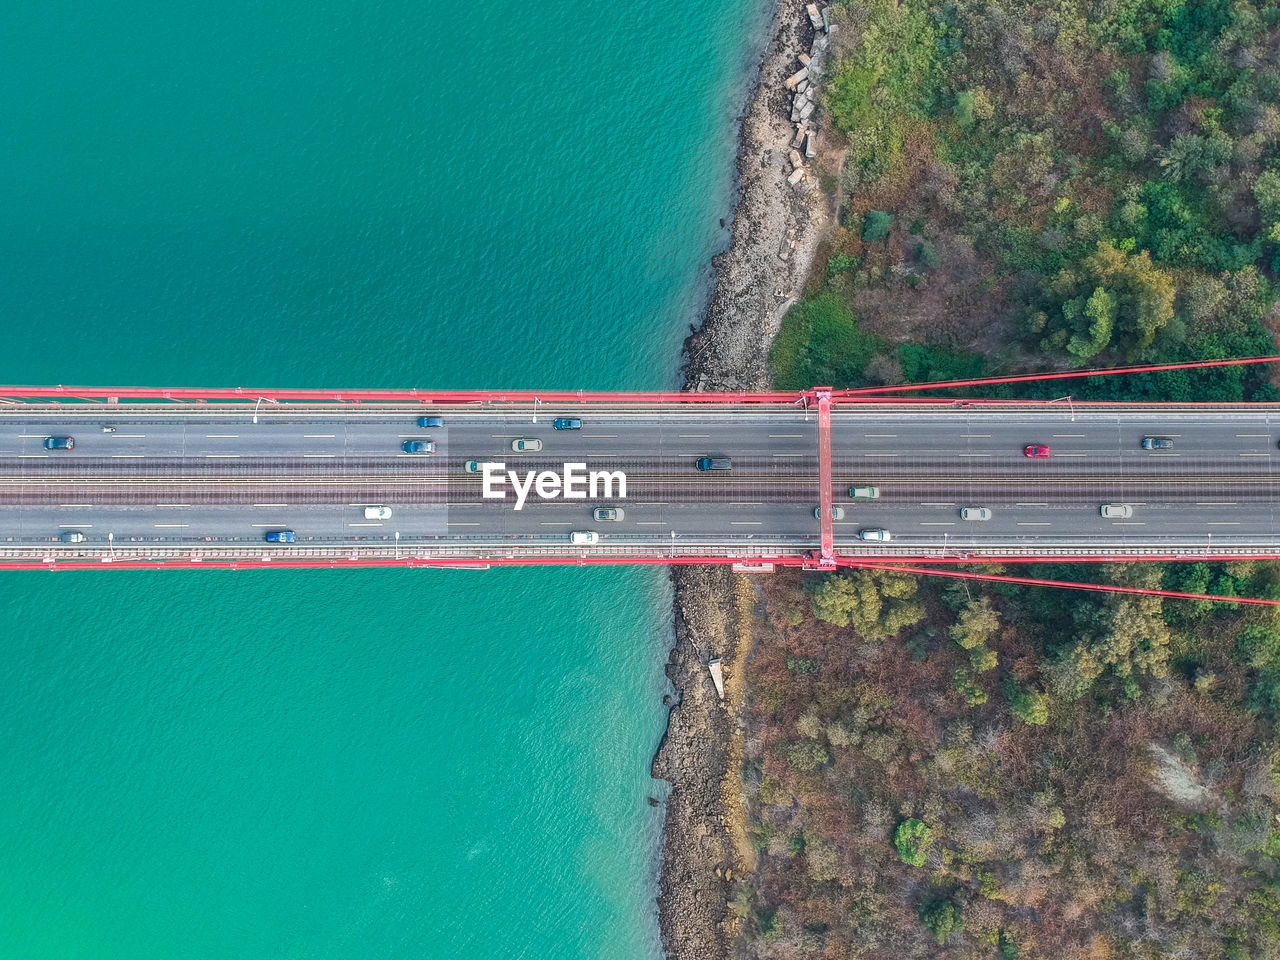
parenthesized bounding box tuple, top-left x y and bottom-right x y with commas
(417, 416, 444, 428)
(553, 418, 582, 430)
(264, 530, 296, 543)
(402, 440, 436, 454)
(363, 506, 392, 520)
(849, 486, 880, 499)
(857, 528, 892, 542)
(1141, 436, 1174, 449)
(1024, 444, 1051, 458)
(814, 506, 846, 520)
(593, 507, 625, 521)
(961, 506, 991, 521)
(1100, 503, 1134, 519)
(59, 531, 86, 543)
(695, 457, 732, 471)
(570, 531, 600, 545)
(511, 438, 542, 452)
(464, 459, 496, 473)
(44, 436, 74, 450)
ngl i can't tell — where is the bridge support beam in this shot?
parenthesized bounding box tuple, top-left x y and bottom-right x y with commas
(813, 388, 836, 569)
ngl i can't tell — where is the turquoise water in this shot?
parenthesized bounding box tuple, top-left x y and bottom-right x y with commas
(0, 1, 771, 957)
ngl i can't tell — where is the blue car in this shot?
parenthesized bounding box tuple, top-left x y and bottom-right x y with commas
(553, 418, 582, 430)
(417, 416, 443, 428)
(44, 436, 74, 450)
(264, 530, 296, 543)
(402, 440, 436, 453)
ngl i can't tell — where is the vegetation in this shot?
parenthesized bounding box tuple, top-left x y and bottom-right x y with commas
(735, 569, 1280, 957)
(740, 1, 1280, 955)
(769, 0, 1280, 400)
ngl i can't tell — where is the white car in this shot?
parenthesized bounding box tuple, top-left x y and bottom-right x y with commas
(512, 438, 543, 452)
(363, 506, 392, 520)
(960, 506, 991, 521)
(570, 531, 599, 545)
(857, 528, 892, 542)
(1100, 503, 1133, 519)
(593, 507, 625, 521)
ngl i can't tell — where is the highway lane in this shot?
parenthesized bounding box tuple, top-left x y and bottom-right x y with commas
(2, 403, 1280, 558)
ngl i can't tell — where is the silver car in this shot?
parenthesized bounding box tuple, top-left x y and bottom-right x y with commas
(814, 506, 846, 520)
(960, 506, 991, 521)
(857, 528, 892, 542)
(1100, 503, 1134, 519)
(511, 438, 543, 452)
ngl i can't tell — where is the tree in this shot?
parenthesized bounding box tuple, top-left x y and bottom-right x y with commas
(812, 570, 924, 640)
(1004, 678, 1049, 725)
(919, 897, 964, 944)
(895, 818, 933, 867)
(863, 210, 894, 243)
(950, 597, 1001, 649)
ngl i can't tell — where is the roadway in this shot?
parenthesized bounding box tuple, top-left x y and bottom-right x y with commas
(0, 401, 1278, 562)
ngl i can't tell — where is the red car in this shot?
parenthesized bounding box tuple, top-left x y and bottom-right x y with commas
(1024, 444, 1051, 458)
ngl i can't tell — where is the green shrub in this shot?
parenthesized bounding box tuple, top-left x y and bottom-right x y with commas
(769, 293, 883, 391)
(863, 210, 894, 243)
(919, 897, 964, 944)
(894, 818, 933, 867)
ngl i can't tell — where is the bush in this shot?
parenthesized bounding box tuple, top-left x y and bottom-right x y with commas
(863, 210, 894, 243)
(894, 818, 933, 867)
(1004, 678, 1049, 725)
(919, 897, 964, 944)
(769, 293, 884, 391)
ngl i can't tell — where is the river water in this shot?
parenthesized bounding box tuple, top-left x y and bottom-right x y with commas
(0, 0, 771, 956)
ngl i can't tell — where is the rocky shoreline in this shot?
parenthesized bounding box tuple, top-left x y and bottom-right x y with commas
(651, 1, 833, 957)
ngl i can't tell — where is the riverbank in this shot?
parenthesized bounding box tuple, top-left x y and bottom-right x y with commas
(652, 1, 834, 957)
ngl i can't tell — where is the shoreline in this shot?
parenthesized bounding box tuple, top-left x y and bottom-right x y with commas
(652, 1, 832, 957)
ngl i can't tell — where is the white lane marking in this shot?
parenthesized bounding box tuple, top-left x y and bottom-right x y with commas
(58, 504, 93, 508)
(253, 503, 288, 507)
(1240, 452, 1271, 457)
(153, 524, 189, 528)
(111, 454, 145, 458)
(957, 453, 991, 457)
(1017, 522, 1053, 526)
(633, 502, 668, 506)
(349, 522, 382, 527)
(769, 434, 804, 438)
(959, 434, 991, 438)
(773, 453, 803, 457)
(920, 521, 956, 526)
(18, 454, 48, 458)
(1149, 452, 1180, 457)
(114, 434, 145, 438)
(678, 434, 710, 438)
(303, 454, 336, 458)
(446, 522, 479, 526)
(635, 521, 668, 525)
(539, 522, 573, 526)
(251, 523, 286, 527)
(1053, 434, 1085, 438)
(1196, 501, 1238, 506)
(1236, 434, 1269, 438)
(1112, 522, 1146, 526)
(729, 502, 763, 506)
(206, 454, 240, 459)
(1016, 502, 1049, 507)
(304, 434, 336, 438)
(17, 434, 45, 438)
(920, 502, 955, 506)
(864, 453, 899, 458)
(584, 434, 618, 438)
(1206, 521, 1242, 526)
(156, 503, 190, 508)
(58, 523, 91, 528)
(205, 434, 239, 438)
(863, 434, 897, 438)
(730, 521, 763, 525)
(1054, 452, 1087, 457)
